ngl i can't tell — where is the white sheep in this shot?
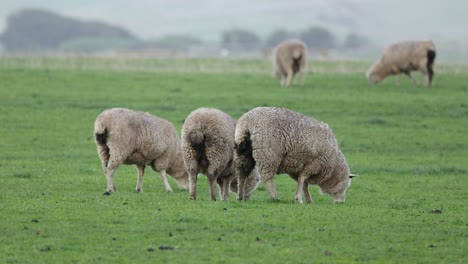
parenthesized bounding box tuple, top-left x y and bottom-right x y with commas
(94, 108, 189, 195)
(234, 107, 357, 204)
(273, 39, 308, 86)
(181, 108, 260, 201)
(367, 40, 436, 87)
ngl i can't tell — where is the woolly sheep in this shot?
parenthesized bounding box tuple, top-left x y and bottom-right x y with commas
(234, 107, 357, 204)
(181, 108, 260, 201)
(273, 39, 308, 86)
(367, 40, 436, 87)
(94, 108, 189, 195)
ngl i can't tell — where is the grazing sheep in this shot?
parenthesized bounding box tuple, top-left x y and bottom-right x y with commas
(228, 177, 259, 200)
(234, 107, 357, 204)
(367, 40, 436, 87)
(181, 108, 260, 201)
(273, 39, 308, 86)
(94, 108, 189, 195)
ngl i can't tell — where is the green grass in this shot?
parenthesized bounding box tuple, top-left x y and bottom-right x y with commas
(0, 57, 467, 263)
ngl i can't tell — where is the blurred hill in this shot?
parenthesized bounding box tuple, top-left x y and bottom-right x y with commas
(0, 9, 137, 53)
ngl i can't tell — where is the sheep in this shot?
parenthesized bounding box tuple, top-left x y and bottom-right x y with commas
(94, 108, 189, 195)
(273, 39, 308, 86)
(228, 177, 259, 200)
(234, 107, 357, 204)
(181, 108, 260, 201)
(367, 40, 436, 87)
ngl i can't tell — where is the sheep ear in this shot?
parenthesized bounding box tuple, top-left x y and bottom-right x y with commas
(349, 173, 358, 179)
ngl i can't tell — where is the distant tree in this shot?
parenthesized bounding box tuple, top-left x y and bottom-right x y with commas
(300, 26, 336, 50)
(0, 8, 137, 52)
(343, 33, 369, 49)
(221, 28, 261, 51)
(265, 29, 297, 48)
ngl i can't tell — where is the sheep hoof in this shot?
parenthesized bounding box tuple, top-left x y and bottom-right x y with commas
(103, 191, 111, 196)
(190, 197, 196, 200)
(135, 188, 141, 193)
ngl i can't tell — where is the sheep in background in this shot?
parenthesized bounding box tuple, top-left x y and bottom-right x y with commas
(234, 107, 357, 204)
(94, 108, 189, 195)
(367, 40, 436, 87)
(273, 39, 308, 86)
(181, 108, 260, 201)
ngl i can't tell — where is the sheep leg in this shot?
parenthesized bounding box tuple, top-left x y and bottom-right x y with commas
(396, 74, 401, 86)
(236, 176, 247, 200)
(188, 171, 198, 200)
(263, 177, 279, 201)
(219, 178, 230, 201)
(223, 181, 231, 200)
(97, 145, 110, 174)
(103, 158, 122, 193)
(294, 174, 309, 204)
(285, 69, 294, 86)
(280, 76, 287, 86)
(135, 165, 145, 193)
(208, 177, 218, 201)
(104, 167, 117, 193)
(421, 67, 431, 87)
(419, 61, 430, 87)
(297, 68, 306, 86)
(160, 170, 173, 192)
(424, 73, 431, 87)
(303, 182, 312, 204)
(405, 72, 418, 86)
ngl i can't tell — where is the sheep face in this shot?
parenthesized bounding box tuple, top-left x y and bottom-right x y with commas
(243, 168, 261, 198)
(229, 168, 261, 199)
(175, 175, 189, 190)
(329, 178, 351, 203)
(366, 68, 383, 84)
(368, 73, 383, 84)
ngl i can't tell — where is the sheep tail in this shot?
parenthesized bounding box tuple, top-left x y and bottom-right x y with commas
(426, 49, 436, 84)
(188, 130, 205, 146)
(234, 129, 256, 178)
(188, 130, 207, 164)
(292, 49, 303, 73)
(292, 48, 302, 60)
(94, 122, 108, 145)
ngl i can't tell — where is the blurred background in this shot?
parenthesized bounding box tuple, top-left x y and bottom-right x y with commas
(1, 0, 467, 63)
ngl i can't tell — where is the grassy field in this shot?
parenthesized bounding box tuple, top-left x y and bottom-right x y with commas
(0, 57, 466, 263)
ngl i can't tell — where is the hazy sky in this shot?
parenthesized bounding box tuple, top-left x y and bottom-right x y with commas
(1, 0, 467, 44)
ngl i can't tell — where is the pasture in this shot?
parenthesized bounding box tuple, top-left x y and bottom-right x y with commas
(0, 56, 466, 263)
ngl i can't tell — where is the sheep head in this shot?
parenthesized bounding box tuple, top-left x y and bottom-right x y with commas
(366, 66, 384, 84)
